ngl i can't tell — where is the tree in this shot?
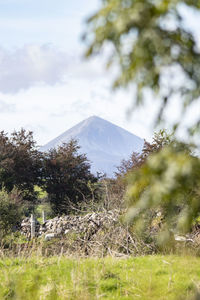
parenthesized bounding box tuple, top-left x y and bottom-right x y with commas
(43, 140, 97, 215)
(85, 0, 200, 132)
(114, 130, 173, 208)
(115, 130, 172, 177)
(85, 0, 200, 237)
(0, 131, 16, 192)
(0, 129, 43, 202)
(126, 144, 200, 237)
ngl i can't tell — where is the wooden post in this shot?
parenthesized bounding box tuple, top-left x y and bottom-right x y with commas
(42, 210, 46, 224)
(31, 214, 35, 239)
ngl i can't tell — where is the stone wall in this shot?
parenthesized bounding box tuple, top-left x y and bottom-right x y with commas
(20, 210, 198, 256)
(21, 210, 119, 240)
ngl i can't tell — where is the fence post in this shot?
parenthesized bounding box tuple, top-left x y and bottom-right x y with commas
(31, 214, 35, 239)
(42, 210, 46, 224)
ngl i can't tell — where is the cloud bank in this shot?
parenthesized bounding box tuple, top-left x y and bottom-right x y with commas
(0, 44, 69, 93)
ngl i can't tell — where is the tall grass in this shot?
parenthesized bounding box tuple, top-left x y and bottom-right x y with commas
(0, 255, 200, 299)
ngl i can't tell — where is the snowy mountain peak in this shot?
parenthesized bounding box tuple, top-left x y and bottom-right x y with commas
(40, 116, 144, 177)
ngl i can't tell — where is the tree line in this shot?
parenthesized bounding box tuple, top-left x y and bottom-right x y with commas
(0, 129, 97, 217)
(0, 127, 199, 244)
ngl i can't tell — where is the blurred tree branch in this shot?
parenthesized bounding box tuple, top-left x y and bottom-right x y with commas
(85, 0, 200, 131)
(85, 1, 200, 239)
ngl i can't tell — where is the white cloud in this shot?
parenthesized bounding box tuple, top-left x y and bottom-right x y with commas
(0, 42, 111, 94)
(0, 99, 16, 113)
(0, 44, 70, 93)
(0, 76, 157, 146)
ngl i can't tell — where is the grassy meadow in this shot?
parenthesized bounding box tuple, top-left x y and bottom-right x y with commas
(0, 255, 200, 299)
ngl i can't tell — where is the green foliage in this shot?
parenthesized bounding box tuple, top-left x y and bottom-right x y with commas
(0, 255, 200, 299)
(85, 0, 200, 130)
(0, 188, 23, 238)
(85, 1, 200, 241)
(34, 186, 48, 200)
(43, 140, 97, 215)
(113, 130, 173, 208)
(0, 129, 43, 203)
(126, 144, 200, 238)
(0, 130, 98, 217)
(1, 232, 28, 249)
(35, 202, 54, 222)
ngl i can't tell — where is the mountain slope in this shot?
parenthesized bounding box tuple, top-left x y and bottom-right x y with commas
(40, 116, 144, 176)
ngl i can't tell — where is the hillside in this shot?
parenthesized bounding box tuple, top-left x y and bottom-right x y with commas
(40, 116, 144, 176)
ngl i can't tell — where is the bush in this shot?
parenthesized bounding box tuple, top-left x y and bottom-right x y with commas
(126, 144, 200, 242)
(0, 188, 23, 238)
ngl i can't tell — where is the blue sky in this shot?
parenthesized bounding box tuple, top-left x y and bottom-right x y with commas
(0, 0, 199, 146)
(0, 0, 99, 48)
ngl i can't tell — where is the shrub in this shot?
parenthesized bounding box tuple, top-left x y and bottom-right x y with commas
(0, 188, 23, 238)
(126, 144, 200, 242)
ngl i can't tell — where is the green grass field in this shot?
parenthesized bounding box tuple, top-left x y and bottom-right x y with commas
(0, 255, 199, 299)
